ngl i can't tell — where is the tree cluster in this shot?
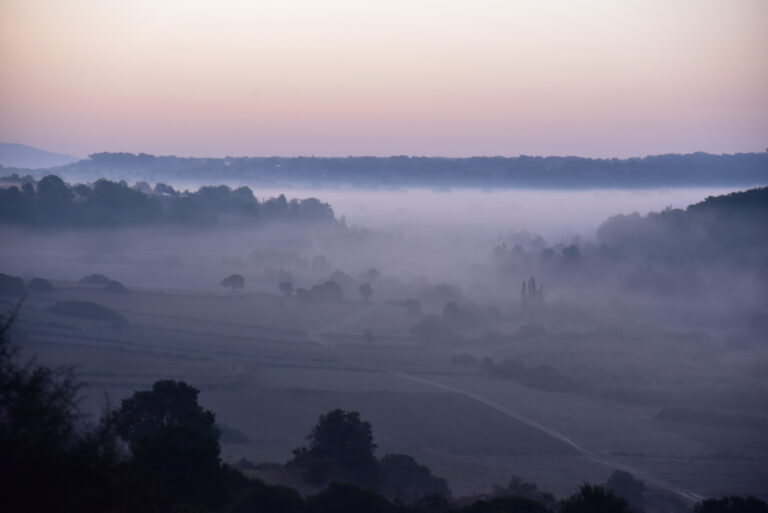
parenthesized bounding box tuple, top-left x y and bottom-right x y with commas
(0, 174, 337, 228)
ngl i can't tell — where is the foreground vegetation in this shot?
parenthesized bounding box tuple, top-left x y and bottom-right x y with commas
(1, 306, 765, 513)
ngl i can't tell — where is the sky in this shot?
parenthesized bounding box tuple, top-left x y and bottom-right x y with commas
(1, 0, 766, 158)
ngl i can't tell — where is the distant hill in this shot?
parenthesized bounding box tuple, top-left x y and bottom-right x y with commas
(33, 150, 768, 188)
(0, 142, 80, 169)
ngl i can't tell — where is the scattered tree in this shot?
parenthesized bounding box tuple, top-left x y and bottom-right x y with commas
(221, 273, 245, 292)
(560, 484, 631, 513)
(359, 282, 373, 302)
(279, 281, 294, 297)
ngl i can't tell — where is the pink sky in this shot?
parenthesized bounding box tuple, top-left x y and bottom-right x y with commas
(1, 0, 766, 158)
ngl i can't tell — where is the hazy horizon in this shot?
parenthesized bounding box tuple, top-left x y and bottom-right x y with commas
(2, 0, 766, 158)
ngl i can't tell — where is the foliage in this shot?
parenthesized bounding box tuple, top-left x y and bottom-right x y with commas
(694, 495, 768, 513)
(378, 453, 451, 502)
(113, 380, 227, 509)
(220, 274, 245, 291)
(605, 470, 646, 513)
(306, 482, 394, 513)
(0, 174, 337, 228)
(291, 409, 379, 487)
(560, 484, 631, 513)
(0, 304, 123, 513)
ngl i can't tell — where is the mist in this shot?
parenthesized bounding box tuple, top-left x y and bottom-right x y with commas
(1, 172, 766, 511)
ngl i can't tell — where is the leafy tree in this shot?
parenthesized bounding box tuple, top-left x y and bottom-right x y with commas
(220, 274, 245, 292)
(560, 484, 631, 513)
(0, 304, 122, 513)
(456, 496, 552, 513)
(359, 282, 373, 302)
(309, 280, 343, 301)
(377, 453, 451, 502)
(227, 479, 304, 513)
(694, 496, 768, 513)
(113, 380, 226, 508)
(365, 268, 381, 281)
(279, 281, 294, 297)
(306, 482, 393, 513)
(606, 470, 646, 512)
(291, 409, 379, 487)
(490, 475, 557, 511)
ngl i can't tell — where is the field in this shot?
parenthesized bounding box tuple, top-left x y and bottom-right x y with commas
(7, 280, 767, 501)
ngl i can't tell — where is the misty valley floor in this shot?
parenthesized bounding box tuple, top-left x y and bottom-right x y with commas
(9, 282, 767, 500)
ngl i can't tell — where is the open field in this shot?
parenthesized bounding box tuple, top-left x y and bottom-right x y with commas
(6, 279, 766, 500)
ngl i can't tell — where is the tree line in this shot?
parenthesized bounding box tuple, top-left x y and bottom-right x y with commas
(5, 150, 767, 188)
(0, 174, 337, 228)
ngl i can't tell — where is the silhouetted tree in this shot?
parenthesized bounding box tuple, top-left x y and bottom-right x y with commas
(0, 304, 123, 513)
(694, 496, 768, 513)
(221, 274, 245, 292)
(606, 470, 646, 513)
(290, 409, 379, 487)
(560, 484, 631, 513)
(279, 281, 294, 297)
(306, 482, 393, 513)
(113, 380, 227, 508)
(377, 453, 451, 502)
(359, 282, 373, 302)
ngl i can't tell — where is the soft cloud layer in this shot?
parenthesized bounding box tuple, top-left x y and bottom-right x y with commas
(1, 0, 766, 157)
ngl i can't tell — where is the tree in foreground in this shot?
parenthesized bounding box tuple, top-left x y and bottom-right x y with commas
(113, 380, 227, 509)
(606, 470, 646, 513)
(378, 453, 451, 502)
(306, 482, 393, 513)
(695, 495, 768, 513)
(560, 484, 631, 513)
(290, 409, 379, 487)
(0, 304, 122, 513)
(221, 273, 245, 292)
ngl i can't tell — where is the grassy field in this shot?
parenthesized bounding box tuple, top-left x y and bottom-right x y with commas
(5, 281, 767, 500)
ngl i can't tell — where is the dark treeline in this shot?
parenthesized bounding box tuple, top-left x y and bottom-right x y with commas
(0, 174, 337, 228)
(5, 150, 768, 188)
(3, 312, 764, 513)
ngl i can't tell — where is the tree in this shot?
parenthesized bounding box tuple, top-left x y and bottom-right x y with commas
(113, 380, 226, 508)
(306, 482, 393, 513)
(365, 268, 381, 281)
(0, 304, 122, 513)
(220, 273, 245, 292)
(359, 282, 373, 302)
(377, 453, 451, 503)
(290, 409, 379, 487)
(694, 496, 768, 513)
(560, 484, 631, 513)
(279, 281, 294, 297)
(606, 470, 646, 513)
